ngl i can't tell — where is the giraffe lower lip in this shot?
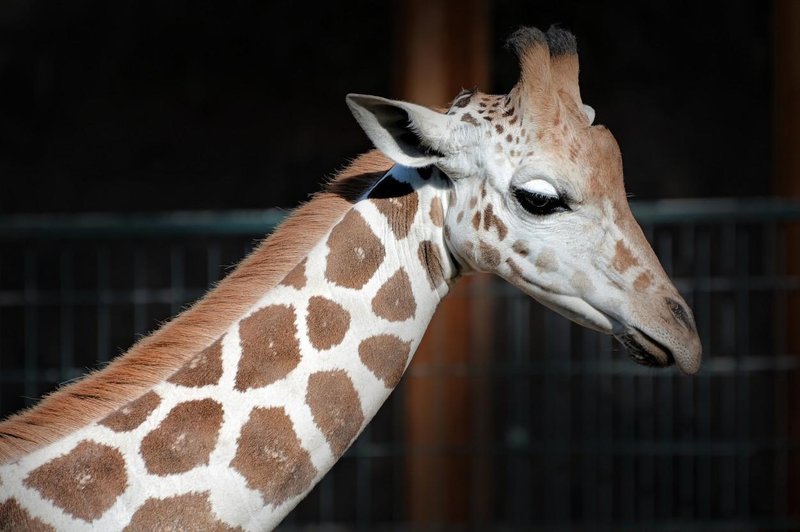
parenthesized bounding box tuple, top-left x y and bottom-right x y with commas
(617, 330, 675, 368)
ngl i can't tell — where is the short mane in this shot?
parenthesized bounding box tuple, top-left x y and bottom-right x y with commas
(0, 151, 392, 464)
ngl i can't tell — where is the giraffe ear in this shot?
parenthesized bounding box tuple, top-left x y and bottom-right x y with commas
(346, 94, 455, 168)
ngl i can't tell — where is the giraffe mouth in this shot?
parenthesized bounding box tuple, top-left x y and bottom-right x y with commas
(616, 329, 676, 369)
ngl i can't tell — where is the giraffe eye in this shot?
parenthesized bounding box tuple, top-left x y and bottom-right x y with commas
(513, 188, 569, 216)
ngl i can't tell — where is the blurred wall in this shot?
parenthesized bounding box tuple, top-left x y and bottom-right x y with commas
(0, 1, 771, 215)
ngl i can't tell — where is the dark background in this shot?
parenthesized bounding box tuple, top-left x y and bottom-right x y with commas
(0, 0, 771, 214)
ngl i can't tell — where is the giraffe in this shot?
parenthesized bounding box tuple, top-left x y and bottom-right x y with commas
(0, 27, 701, 530)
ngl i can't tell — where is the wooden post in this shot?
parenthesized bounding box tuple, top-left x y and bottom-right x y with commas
(391, 0, 492, 526)
(773, 0, 800, 516)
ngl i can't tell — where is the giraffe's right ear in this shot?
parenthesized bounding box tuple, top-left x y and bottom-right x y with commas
(346, 94, 456, 168)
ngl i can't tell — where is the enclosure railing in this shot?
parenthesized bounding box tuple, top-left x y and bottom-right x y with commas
(1, 198, 799, 531)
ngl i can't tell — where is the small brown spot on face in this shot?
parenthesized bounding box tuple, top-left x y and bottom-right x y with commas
(461, 113, 479, 126)
(495, 124, 504, 134)
(370, 177, 420, 239)
(509, 115, 518, 125)
(306, 370, 364, 457)
(418, 240, 445, 289)
(358, 334, 412, 388)
(140, 399, 224, 476)
(231, 407, 316, 506)
(325, 210, 386, 289)
(469, 196, 478, 208)
(306, 296, 351, 350)
(512, 241, 529, 257)
(480, 184, 487, 198)
(24, 441, 127, 522)
(482, 204, 508, 240)
(429, 197, 444, 227)
(372, 268, 416, 322)
(125, 492, 241, 532)
(634, 271, 653, 292)
(280, 258, 307, 289)
(236, 305, 300, 391)
(471, 211, 482, 230)
(535, 249, 558, 273)
(456, 211, 464, 223)
(99, 391, 161, 432)
(612, 240, 639, 273)
(505, 133, 513, 143)
(479, 241, 501, 269)
(169, 336, 224, 388)
(0, 499, 55, 531)
(571, 271, 594, 294)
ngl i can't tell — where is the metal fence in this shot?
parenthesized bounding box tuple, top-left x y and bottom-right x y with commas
(0, 199, 798, 531)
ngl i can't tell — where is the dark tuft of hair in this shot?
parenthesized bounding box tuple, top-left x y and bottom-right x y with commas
(505, 26, 547, 58)
(545, 26, 577, 56)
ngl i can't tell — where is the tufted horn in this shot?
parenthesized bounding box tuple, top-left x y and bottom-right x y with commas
(507, 26, 591, 124)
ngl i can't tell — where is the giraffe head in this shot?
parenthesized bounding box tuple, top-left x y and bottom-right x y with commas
(347, 27, 701, 374)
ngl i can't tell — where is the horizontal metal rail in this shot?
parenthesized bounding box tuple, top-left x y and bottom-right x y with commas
(0, 198, 798, 238)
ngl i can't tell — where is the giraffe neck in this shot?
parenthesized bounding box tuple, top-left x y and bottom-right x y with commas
(0, 165, 458, 531)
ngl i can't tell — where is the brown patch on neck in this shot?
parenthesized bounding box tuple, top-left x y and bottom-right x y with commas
(369, 176, 419, 239)
(280, 258, 307, 289)
(231, 407, 317, 506)
(306, 370, 365, 457)
(418, 240, 445, 289)
(235, 305, 300, 391)
(371, 268, 417, 322)
(324, 209, 386, 289)
(0, 151, 392, 464)
(358, 335, 412, 388)
(612, 239, 639, 273)
(99, 391, 161, 432)
(24, 440, 127, 522)
(140, 398, 224, 476)
(428, 197, 444, 227)
(0, 498, 55, 531)
(306, 296, 351, 351)
(168, 335, 225, 388)
(125, 491, 241, 532)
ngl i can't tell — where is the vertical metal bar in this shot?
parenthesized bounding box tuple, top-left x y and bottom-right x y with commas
(96, 247, 111, 363)
(134, 247, 146, 335)
(770, 221, 789, 520)
(170, 246, 185, 314)
(356, 424, 372, 530)
(207, 243, 222, 285)
(23, 248, 38, 406)
(658, 223, 678, 521)
(59, 249, 75, 383)
(736, 225, 751, 520)
(513, 290, 531, 525)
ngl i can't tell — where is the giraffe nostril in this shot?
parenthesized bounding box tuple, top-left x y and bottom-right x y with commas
(666, 298, 694, 331)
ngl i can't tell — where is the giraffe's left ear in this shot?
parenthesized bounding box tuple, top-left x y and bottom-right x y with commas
(346, 94, 456, 168)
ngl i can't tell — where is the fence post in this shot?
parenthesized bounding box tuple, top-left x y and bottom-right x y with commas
(392, 0, 493, 525)
(774, 0, 800, 515)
